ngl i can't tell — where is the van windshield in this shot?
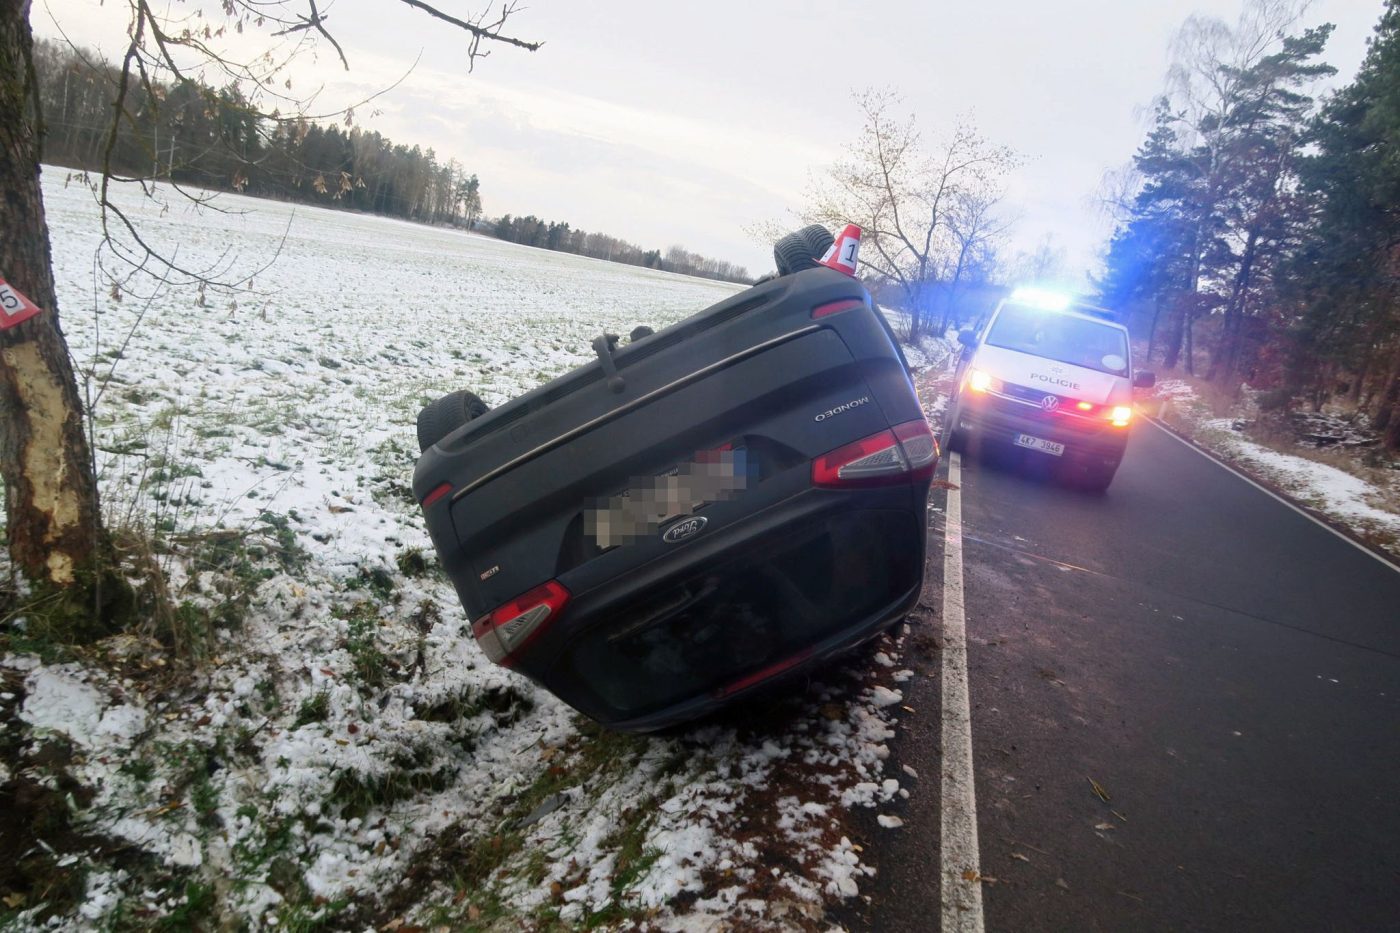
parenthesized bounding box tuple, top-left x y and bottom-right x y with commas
(985, 305, 1129, 376)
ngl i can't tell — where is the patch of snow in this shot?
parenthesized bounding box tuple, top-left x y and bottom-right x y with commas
(1214, 434, 1400, 540)
(869, 685, 903, 707)
(21, 666, 107, 747)
(1, 173, 931, 929)
(1153, 379, 1200, 402)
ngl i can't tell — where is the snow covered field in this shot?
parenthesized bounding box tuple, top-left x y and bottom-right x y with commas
(1, 174, 922, 930)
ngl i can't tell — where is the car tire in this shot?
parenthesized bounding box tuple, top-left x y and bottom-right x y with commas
(773, 223, 834, 276)
(417, 389, 490, 452)
(773, 232, 815, 276)
(797, 224, 835, 262)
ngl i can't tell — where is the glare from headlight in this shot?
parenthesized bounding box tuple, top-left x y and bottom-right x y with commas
(1110, 405, 1132, 426)
(968, 369, 993, 393)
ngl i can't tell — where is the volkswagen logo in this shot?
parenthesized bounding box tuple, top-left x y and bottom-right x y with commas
(662, 515, 708, 544)
(1040, 395, 1060, 411)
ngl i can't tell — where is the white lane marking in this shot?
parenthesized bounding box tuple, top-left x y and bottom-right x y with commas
(941, 452, 986, 932)
(1145, 417, 1400, 575)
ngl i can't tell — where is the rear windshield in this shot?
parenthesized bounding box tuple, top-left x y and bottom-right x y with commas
(985, 305, 1129, 376)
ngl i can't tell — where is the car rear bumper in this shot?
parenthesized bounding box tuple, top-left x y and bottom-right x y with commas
(518, 482, 929, 730)
(602, 579, 918, 732)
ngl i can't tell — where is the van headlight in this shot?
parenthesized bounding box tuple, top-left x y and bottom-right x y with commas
(1109, 405, 1132, 427)
(967, 369, 1001, 393)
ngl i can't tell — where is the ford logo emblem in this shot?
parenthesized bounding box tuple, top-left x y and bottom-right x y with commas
(662, 516, 708, 544)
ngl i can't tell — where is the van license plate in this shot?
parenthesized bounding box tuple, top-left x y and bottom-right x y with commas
(1014, 434, 1064, 456)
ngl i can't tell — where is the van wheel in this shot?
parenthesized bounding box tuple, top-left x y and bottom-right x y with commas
(941, 406, 966, 454)
(417, 389, 490, 452)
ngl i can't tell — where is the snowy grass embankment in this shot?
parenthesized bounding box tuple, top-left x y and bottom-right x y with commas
(1, 173, 922, 930)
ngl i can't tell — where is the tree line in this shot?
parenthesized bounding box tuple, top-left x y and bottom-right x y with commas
(1100, 0, 1400, 451)
(30, 38, 749, 281)
(32, 39, 486, 228)
(493, 215, 750, 282)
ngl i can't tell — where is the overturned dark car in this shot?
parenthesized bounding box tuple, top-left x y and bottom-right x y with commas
(412, 226, 937, 731)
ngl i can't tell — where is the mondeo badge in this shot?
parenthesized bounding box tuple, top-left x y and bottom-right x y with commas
(662, 515, 708, 544)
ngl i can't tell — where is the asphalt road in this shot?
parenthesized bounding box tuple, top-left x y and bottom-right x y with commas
(851, 418, 1400, 932)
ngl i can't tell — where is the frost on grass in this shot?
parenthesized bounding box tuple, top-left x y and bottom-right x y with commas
(1, 176, 920, 930)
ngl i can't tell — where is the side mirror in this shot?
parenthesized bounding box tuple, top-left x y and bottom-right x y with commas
(1133, 370, 1156, 389)
(957, 329, 978, 348)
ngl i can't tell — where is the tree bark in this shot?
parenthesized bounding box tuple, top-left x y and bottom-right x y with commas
(1183, 304, 1196, 376)
(1162, 294, 1186, 370)
(1, 0, 112, 613)
(1146, 293, 1164, 364)
(1371, 351, 1400, 444)
(1209, 230, 1257, 384)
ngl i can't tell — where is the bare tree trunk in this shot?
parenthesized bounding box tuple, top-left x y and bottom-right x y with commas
(1, 1, 119, 630)
(1209, 231, 1256, 383)
(1348, 350, 1370, 407)
(905, 282, 922, 343)
(939, 247, 969, 336)
(1162, 294, 1186, 370)
(1146, 293, 1164, 363)
(1371, 351, 1400, 443)
(1184, 305, 1197, 377)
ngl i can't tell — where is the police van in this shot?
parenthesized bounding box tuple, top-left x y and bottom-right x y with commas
(945, 287, 1154, 491)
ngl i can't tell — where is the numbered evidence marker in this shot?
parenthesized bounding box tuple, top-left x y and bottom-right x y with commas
(816, 223, 863, 277)
(0, 278, 44, 330)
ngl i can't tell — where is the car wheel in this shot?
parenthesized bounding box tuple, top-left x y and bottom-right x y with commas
(797, 224, 835, 262)
(417, 389, 490, 452)
(773, 223, 834, 276)
(773, 232, 815, 276)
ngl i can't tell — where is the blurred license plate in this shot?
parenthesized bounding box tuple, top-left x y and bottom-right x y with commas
(586, 447, 749, 548)
(1014, 434, 1064, 456)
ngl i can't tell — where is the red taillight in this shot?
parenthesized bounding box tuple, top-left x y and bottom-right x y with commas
(811, 298, 865, 319)
(421, 482, 453, 507)
(471, 580, 570, 667)
(812, 419, 938, 487)
(893, 419, 938, 481)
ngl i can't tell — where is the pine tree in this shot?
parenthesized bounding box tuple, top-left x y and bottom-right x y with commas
(1292, 0, 1400, 447)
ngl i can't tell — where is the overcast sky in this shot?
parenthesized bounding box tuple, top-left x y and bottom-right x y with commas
(35, 0, 1384, 284)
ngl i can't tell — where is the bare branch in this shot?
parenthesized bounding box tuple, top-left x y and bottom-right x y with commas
(396, 0, 543, 71)
(273, 0, 349, 70)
